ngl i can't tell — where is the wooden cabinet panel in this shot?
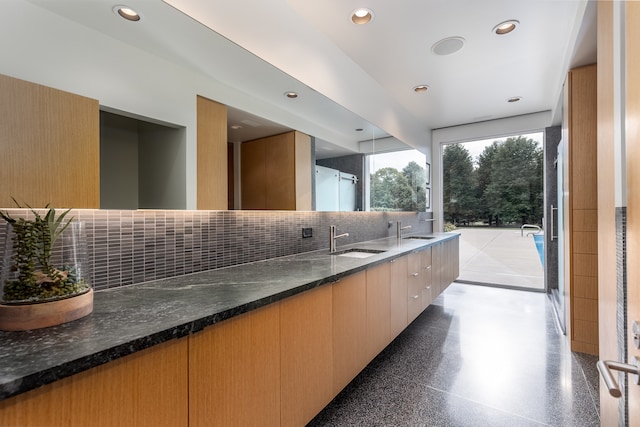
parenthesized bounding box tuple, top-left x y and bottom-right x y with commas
(197, 96, 228, 210)
(389, 257, 408, 339)
(431, 242, 444, 296)
(407, 252, 423, 323)
(241, 131, 312, 210)
(265, 132, 296, 210)
(189, 304, 281, 427)
(366, 262, 392, 360)
(0, 339, 188, 427)
(0, 73, 99, 208)
(332, 271, 367, 394)
(420, 248, 433, 310)
(241, 138, 268, 209)
(280, 285, 333, 427)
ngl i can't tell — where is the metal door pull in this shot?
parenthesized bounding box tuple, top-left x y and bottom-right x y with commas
(597, 358, 640, 397)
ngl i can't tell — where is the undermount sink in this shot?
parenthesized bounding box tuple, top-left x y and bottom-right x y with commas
(403, 236, 436, 240)
(331, 248, 386, 258)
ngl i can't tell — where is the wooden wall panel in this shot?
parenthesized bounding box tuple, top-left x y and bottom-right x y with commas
(565, 64, 599, 355)
(0, 74, 99, 208)
(241, 138, 267, 209)
(626, 2, 640, 424)
(197, 95, 228, 210)
(0, 339, 188, 427)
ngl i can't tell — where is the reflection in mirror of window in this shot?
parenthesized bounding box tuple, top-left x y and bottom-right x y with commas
(368, 150, 427, 212)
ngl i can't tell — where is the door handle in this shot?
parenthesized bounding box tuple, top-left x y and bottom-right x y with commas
(597, 358, 640, 397)
(550, 205, 558, 241)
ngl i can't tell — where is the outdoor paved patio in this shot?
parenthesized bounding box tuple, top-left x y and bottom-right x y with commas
(456, 227, 545, 290)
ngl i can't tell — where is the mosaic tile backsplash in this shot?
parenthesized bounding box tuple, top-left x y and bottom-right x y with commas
(0, 209, 433, 291)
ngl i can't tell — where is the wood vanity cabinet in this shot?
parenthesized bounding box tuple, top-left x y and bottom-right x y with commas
(365, 262, 392, 361)
(420, 248, 434, 310)
(0, 339, 189, 427)
(188, 303, 281, 427)
(407, 252, 424, 323)
(332, 271, 368, 394)
(280, 285, 333, 427)
(0, 238, 460, 427)
(389, 257, 409, 338)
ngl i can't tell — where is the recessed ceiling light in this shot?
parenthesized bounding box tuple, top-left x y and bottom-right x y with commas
(431, 37, 465, 56)
(413, 85, 429, 93)
(113, 5, 141, 21)
(230, 125, 243, 130)
(507, 96, 522, 103)
(493, 20, 519, 35)
(284, 91, 298, 99)
(351, 8, 374, 25)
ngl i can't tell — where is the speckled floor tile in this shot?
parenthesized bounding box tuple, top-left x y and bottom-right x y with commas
(309, 283, 600, 427)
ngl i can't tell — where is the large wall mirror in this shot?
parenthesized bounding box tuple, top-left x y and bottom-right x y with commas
(1, 1, 430, 213)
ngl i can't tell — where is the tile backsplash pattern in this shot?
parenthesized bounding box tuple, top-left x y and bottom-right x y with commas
(0, 209, 432, 291)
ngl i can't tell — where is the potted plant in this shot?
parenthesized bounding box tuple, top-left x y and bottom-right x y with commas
(0, 201, 93, 331)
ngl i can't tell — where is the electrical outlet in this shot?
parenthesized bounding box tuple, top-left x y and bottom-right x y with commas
(302, 227, 313, 238)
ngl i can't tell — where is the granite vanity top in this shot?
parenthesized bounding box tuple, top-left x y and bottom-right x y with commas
(0, 232, 458, 401)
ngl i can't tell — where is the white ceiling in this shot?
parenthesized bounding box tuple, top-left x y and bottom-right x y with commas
(27, 0, 596, 158)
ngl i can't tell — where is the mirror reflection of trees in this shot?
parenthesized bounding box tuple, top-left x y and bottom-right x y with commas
(370, 161, 427, 211)
(443, 136, 543, 226)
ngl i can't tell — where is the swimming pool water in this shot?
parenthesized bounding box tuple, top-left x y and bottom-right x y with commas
(533, 234, 544, 266)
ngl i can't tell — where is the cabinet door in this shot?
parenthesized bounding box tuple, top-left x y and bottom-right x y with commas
(280, 285, 333, 427)
(431, 242, 445, 297)
(241, 139, 268, 209)
(420, 248, 434, 309)
(189, 304, 281, 427)
(389, 257, 408, 338)
(265, 132, 296, 210)
(0, 74, 99, 208)
(407, 252, 423, 323)
(366, 262, 391, 360)
(332, 271, 367, 394)
(0, 339, 188, 427)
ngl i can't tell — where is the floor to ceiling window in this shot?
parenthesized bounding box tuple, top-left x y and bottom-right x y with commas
(442, 132, 545, 290)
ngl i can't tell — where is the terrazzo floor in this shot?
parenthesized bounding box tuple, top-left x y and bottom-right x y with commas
(309, 283, 600, 427)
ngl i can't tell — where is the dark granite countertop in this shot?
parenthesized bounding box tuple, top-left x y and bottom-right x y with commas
(0, 232, 459, 401)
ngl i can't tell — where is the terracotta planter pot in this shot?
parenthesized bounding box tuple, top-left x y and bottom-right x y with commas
(0, 289, 93, 331)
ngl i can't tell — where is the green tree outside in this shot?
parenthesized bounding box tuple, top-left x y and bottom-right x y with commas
(442, 144, 476, 224)
(443, 135, 542, 226)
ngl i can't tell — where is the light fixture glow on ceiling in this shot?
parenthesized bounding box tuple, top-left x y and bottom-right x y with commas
(284, 91, 298, 99)
(113, 5, 141, 21)
(493, 20, 519, 35)
(351, 8, 374, 25)
(413, 85, 429, 93)
(507, 96, 522, 103)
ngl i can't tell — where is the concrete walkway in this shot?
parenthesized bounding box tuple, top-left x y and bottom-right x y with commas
(457, 227, 544, 290)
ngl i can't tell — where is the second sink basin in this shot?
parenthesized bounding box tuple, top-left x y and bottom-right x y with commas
(403, 236, 435, 240)
(331, 248, 386, 258)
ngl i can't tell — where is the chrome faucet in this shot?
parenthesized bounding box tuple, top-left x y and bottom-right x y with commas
(397, 221, 411, 239)
(330, 225, 349, 253)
